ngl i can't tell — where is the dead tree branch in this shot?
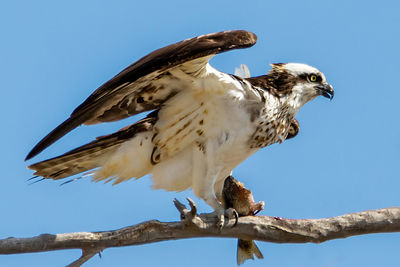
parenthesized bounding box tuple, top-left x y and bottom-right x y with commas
(1, 200, 399, 266)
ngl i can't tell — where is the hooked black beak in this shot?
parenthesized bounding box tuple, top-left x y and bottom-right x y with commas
(315, 83, 334, 100)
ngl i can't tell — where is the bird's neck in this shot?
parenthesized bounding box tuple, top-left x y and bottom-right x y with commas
(246, 75, 304, 117)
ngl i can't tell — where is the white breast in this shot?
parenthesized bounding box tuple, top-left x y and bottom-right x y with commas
(151, 67, 259, 195)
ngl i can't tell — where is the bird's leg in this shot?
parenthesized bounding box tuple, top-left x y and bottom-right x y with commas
(215, 177, 239, 226)
(192, 147, 237, 228)
(203, 190, 237, 229)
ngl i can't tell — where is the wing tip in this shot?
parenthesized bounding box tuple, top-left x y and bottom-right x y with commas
(241, 30, 258, 44)
(25, 138, 54, 161)
(25, 151, 35, 161)
(230, 30, 258, 47)
(25, 116, 84, 161)
(199, 30, 257, 49)
(26, 146, 45, 161)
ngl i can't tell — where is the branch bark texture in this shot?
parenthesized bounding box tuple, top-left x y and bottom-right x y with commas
(1, 205, 400, 265)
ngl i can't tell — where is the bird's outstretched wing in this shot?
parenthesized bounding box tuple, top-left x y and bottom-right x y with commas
(26, 30, 257, 160)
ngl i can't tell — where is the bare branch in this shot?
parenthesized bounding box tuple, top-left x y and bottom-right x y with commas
(1, 204, 400, 266)
(66, 248, 102, 267)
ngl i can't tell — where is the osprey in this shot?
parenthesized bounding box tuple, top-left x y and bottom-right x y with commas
(26, 30, 334, 227)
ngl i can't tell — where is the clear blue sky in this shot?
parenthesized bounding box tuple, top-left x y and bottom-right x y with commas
(1, 0, 400, 266)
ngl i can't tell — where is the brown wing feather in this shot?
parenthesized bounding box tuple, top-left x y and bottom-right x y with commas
(286, 118, 300, 140)
(26, 30, 257, 160)
(28, 113, 157, 179)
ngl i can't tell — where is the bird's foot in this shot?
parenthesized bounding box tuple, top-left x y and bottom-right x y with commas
(173, 198, 205, 228)
(207, 207, 238, 230)
(173, 198, 238, 230)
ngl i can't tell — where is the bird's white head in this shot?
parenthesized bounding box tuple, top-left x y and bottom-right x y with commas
(266, 63, 334, 111)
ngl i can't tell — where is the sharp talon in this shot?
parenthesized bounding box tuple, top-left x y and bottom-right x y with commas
(186, 197, 197, 215)
(187, 197, 195, 207)
(173, 198, 186, 212)
(174, 198, 200, 223)
(232, 209, 239, 227)
(173, 199, 187, 221)
(224, 208, 238, 227)
(173, 198, 181, 206)
(253, 201, 265, 215)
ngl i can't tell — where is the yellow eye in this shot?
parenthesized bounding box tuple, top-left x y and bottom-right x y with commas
(309, 74, 317, 82)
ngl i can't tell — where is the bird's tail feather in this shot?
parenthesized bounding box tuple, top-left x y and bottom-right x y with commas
(237, 239, 264, 265)
(28, 116, 156, 180)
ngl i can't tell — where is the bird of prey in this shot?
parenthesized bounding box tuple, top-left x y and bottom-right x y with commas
(26, 30, 334, 227)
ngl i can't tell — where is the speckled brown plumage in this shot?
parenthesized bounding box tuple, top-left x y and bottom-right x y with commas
(25, 30, 333, 232)
(26, 30, 257, 161)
